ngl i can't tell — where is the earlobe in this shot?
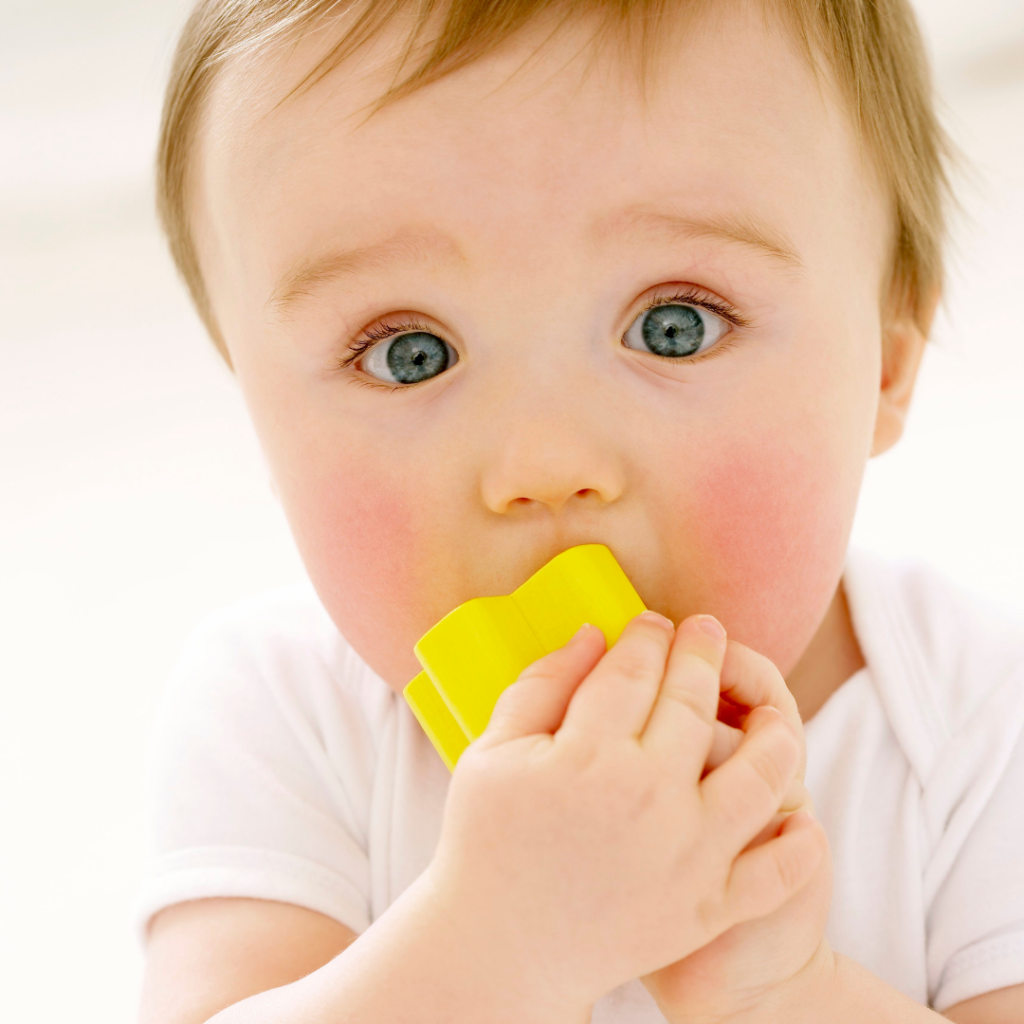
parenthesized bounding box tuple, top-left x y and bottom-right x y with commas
(870, 287, 939, 457)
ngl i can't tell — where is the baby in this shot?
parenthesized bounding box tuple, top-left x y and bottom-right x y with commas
(137, 1, 1024, 1022)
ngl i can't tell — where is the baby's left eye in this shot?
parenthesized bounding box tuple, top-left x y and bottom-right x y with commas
(622, 302, 730, 359)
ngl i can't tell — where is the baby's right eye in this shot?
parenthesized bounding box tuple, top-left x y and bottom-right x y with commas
(361, 331, 458, 385)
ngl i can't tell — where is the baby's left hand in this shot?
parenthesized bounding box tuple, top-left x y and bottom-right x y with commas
(641, 641, 833, 1024)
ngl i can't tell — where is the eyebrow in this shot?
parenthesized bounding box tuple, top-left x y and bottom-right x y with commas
(592, 206, 803, 269)
(267, 230, 464, 317)
(267, 207, 799, 317)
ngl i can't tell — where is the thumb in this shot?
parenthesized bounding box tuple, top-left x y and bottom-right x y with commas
(476, 624, 606, 749)
(725, 811, 828, 923)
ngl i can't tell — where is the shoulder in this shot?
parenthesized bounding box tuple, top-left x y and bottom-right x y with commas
(179, 582, 343, 671)
(159, 582, 395, 752)
(843, 550, 1024, 781)
(140, 586, 394, 938)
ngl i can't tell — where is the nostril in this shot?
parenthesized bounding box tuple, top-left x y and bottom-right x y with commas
(497, 488, 606, 513)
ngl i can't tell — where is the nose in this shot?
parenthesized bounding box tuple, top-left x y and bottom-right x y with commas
(479, 404, 626, 515)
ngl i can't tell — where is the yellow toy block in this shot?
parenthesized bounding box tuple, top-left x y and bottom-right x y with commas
(403, 544, 646, 770)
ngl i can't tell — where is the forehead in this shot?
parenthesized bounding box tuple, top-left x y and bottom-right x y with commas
(194, 3, 887, 323)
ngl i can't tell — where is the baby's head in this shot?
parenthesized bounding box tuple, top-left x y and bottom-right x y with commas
(159, 0, 949, 692)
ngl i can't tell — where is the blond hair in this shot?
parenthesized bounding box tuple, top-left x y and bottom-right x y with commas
(158, 0, 951, 362)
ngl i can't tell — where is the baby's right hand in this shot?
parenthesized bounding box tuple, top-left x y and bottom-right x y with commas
(421, 612, 825, 1016)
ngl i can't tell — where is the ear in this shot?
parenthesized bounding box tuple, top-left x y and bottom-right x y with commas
(871, 286, 940, 457)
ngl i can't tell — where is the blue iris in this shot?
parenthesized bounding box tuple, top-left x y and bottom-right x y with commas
(640, 304, 704, 357)
(386, 332, 450, 384)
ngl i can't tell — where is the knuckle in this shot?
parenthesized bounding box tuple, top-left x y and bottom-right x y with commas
(705, 767, 753, 831)
(609, 648, 658, 686)
(770, 838, 807, 897)
(718, 782, 759, 834)
(491, 678, 525, 715)
(661, 682, 715, 726)
(517, 650, 558, 683)
(482, 697, 513, 738)
(632, 777, 659, 819)
(776, 720, 803, 768)
(600, 763, 658, 820)
(757, 660, 791, 702)
(746, 646, 778, 679)
(494, 676, 523, 701)
(559, 731, 601, 775)
(514, 655, 566, 690)
(747, 742, 788, 799)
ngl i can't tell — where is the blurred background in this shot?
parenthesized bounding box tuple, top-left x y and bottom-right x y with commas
(1, 1, 1022, 1020)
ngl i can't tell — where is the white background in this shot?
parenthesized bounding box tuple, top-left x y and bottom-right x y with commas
(1, 1, 1022, 1020)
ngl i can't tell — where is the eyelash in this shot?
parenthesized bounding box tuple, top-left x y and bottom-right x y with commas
(633, 286, 751, 363)
(335, 285, 751, 389)
(334, 318, 437, 392)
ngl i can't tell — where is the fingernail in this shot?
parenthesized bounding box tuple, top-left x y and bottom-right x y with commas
(570, 623, 594, 644)
(639, 611, 674, 631)
(696, 615, 726, 640)
(751, 705, 793, 734)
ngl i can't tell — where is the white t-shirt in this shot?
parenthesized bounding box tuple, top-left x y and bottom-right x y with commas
(137, 550, 1024, 1016)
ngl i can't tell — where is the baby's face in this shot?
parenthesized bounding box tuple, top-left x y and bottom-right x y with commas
(195, 5, 894, 692)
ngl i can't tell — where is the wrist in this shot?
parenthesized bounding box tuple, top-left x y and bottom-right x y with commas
(717, 943, 948, 1024)
(709, 941, 839, 1024)
(411, 865, 593, 1024)
(767, 940, 839, 1018)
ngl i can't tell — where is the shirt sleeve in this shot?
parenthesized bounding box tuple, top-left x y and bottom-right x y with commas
(925, 667, 1024, 1011)
(134, 592, 379, 941)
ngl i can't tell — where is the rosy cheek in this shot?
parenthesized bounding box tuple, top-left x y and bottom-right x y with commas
(284, 464, 430, 687)
(676, 439, 854, 672)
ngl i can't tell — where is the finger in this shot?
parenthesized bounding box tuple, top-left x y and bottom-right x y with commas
(704, 723, 811, 812)
(724, 811, 827, 923)
(640, 615, 727, 778)
(476, 624, 606, 749)
(720, 642, 804, 775)
(558, 612, 674, 742)
(781, 780, 814, 815)
(710, 735, 806, 815)
(706, 720, 743, 772)
(701, 705, 802, 853)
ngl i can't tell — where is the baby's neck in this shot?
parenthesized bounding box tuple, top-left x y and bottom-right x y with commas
(786, 583, 865, 722)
